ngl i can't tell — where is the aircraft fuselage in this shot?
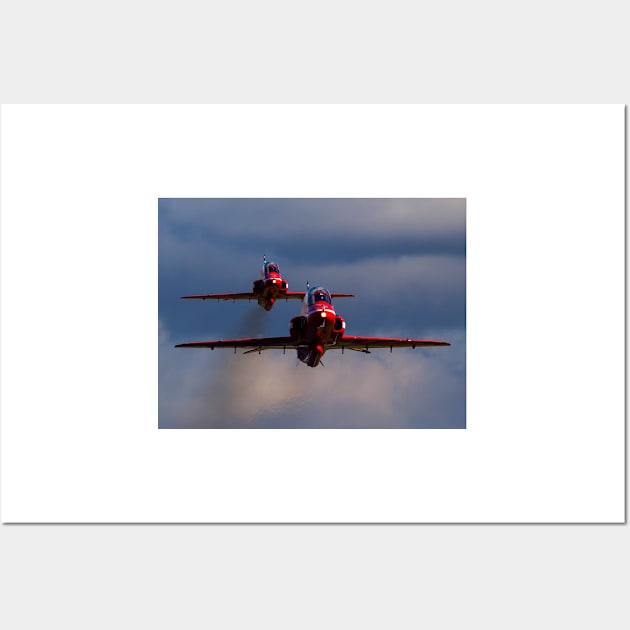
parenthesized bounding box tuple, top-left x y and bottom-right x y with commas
(291, 287, 346, 367)
(253, 261, 289, 310)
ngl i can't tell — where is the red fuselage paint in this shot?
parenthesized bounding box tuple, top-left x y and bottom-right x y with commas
(293, 288, 345, 367)
(253, 262, 288, 310)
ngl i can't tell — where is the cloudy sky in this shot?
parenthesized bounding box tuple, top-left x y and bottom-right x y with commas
(159, 198, 466, 428)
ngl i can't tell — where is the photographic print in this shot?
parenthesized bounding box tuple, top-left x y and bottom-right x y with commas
(3, 104, 622, 523)
(159, 198, 466, 429)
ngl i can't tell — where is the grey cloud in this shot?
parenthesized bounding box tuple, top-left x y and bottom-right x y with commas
(160, 198, 465, 263)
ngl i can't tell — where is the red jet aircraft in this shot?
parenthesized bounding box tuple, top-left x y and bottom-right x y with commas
(181, 256, 354, 311)
(176, 285, 450, 367)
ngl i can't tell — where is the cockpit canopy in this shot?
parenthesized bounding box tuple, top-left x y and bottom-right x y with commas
(264, 262, 280, 275)
(307, 286, 332, 305)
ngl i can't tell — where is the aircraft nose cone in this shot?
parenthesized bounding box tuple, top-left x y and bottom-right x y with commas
(308, 309, 335, 326)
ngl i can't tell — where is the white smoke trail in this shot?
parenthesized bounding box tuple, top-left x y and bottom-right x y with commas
(162, 316, 463, 428)
(180, 308, 288, 428)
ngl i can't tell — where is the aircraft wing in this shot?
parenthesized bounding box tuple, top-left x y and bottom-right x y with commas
(282, 292, 355, 300)
(180, 292, 255, 301)
(284, 291, 307, 299)
(175, 336, 300, 350)
(331, 336, 451, 350)
(181, 292, 354, 301)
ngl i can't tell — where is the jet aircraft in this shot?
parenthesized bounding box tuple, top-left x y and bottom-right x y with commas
(181, 256, 354, 311)
(176, 285, 450, 367)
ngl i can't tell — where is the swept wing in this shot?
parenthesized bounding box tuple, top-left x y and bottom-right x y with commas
(175, 336, 299, 350)
(283, 291, 355, 300)
(175, 335, 448, 351)
(180, 291, 355, 301)
(181, 292, 255, 301)
(329, 336, 450, 350)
